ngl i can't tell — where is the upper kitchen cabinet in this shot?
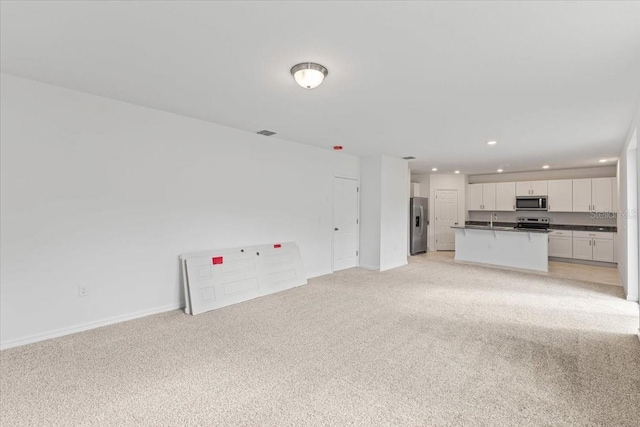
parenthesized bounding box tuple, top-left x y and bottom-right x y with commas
(516, 181, 548, 196)
(591, 177, 614, 213)
(495, 182, 516, 211)
(572, 177, 614, 213)
(468, 183, 496, 211)
(572, 179, 592, 212)
(410, 182, 421, 197)
(547, 180, 573, 212)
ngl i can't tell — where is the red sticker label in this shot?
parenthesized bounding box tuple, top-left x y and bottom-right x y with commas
(274, 244, 281, 248)
(212, 256, 223, 265)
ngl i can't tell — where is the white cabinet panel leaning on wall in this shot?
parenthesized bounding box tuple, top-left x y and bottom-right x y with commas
(181, 242, 306, 315)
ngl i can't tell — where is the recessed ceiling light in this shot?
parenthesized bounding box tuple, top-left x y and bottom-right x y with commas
(497, 169, 504, 173)
(487, 140, 497, 145)
(454, 170, 460, 174)
(599, 159, 608, 163)
(432, 168, 438, 172)
(542, 165, 550, 169)
(291, 62, 328, 89)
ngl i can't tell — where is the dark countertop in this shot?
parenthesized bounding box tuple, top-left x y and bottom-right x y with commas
(465, 221, 617, 233)
(546, 224, 617, 232)
(452, 225, 549, 234)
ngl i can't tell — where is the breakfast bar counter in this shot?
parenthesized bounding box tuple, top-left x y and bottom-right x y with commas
(452, 226, 549, 272)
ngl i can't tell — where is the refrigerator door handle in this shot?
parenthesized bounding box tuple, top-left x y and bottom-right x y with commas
(419, 206, 425, 233)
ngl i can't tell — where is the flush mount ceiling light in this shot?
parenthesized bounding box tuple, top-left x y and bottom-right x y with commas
(599, 159, 608, 163)
(291, 62, 328, 89)
(487, 140, 497, 146)
(497, 168, 504, 173)
(432, 168, 438, 172)
(454, 170, 460, 174)
(542, 165, 550, 169)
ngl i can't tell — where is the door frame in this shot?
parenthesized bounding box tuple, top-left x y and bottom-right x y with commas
(434, 188, 459, 251)
(332, 175, 360, 272)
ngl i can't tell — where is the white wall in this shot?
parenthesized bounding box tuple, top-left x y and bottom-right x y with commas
(411, 173, 466, 251)
(0, 74, 359, 348)
(617, 102, 640, 304)
(380, 156, 409, 270)
(359, 156, 382, 270)
(360, 155, 409, 270)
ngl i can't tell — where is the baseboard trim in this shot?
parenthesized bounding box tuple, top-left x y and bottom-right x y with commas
(0, 302, 183, 350)
(379, 261, 409, 271)
(549, 257, 618, 268)
(359, 264, 380, 271)
(308, 270, 333, 279)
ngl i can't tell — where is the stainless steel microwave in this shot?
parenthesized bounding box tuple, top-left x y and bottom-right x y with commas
(516, 196, 548, 211)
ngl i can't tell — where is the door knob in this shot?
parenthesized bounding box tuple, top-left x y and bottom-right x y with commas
(334, 227, 339, 231)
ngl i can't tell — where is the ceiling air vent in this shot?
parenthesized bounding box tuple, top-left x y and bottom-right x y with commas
(257, 130, 277, 136)
(402, 156, 416, 160)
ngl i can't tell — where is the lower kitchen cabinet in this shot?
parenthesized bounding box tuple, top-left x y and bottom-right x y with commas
(592, 238, 614, 262)
(571, 231, 614, 262)
(572, 237, 593, 260)
(548, 230, 573, 258)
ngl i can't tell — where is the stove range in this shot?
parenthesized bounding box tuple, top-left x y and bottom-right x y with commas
(516, 217, 550, 230)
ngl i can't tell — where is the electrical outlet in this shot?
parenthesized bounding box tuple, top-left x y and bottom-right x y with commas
(78, 285, 88, 297)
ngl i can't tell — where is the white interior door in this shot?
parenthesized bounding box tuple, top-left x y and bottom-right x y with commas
(435, 190, 458, 251)
(333, 177, 359, 271)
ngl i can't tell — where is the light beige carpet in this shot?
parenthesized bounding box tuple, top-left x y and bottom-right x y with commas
(1, 257, 639, 426)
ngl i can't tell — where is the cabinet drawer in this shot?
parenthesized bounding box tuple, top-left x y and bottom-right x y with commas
(573, 231, 613, 240)
(548, 229, 572, 237)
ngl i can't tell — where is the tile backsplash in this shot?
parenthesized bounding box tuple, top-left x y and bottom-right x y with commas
(468, 211, 617, 227)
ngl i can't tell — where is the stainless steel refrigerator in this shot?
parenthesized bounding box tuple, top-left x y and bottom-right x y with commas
(410, 197, 428, 255)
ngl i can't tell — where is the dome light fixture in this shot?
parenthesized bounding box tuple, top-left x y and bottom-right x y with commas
(291, 62, 328, 89)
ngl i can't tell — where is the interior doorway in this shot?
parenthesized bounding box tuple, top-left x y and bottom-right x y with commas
(333, 177, 359, 271)
(435, 189, 458, 251)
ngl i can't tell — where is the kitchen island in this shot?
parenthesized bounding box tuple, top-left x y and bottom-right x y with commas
(452, 225, 549, 272)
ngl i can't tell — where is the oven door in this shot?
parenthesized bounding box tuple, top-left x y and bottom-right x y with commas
(516, 197, 547, 211)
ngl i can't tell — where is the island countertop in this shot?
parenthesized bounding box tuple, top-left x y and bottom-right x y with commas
(451, 225, 549, 234)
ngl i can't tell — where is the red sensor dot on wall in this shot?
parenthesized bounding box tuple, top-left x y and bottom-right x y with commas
(333, 146, 343, 151)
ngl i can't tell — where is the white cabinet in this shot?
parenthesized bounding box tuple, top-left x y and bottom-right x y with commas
(547, 180, 573, 212)
(468, 183, 483, 211)
(468, 183, 496, 211)
(516, 181, 548, 196)
(495, 182, 516, 211)
(410, 182, 420, 197)
(530, 181, 548, 196)
(515, 182, 530, 196)
(593, 238, 614, 262)
(573, 237, 593, 260)
(592, 177, 613, 213)
(572, 231, 614, 262)
(572, 177, 615, 213)
(548, 230, 573, 258)
(572, 179, 592, 212)
(482, 183, 496, 211)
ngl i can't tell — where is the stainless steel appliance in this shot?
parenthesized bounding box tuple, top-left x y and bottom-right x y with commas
(516, 217, 550, 230)
(516, 196, 548, 211)
(410, 197, 428, 255)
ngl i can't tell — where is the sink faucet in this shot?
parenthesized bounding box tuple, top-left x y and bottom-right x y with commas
(490, 212, 497, 228)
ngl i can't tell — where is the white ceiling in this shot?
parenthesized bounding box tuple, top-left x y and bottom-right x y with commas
(2, 1, 639, 174)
